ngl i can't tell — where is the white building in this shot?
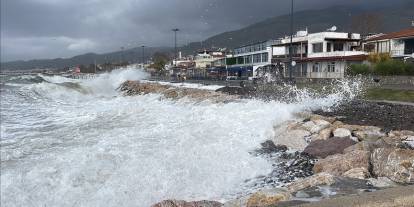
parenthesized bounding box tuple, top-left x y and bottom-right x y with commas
(231, 40, 280, 79)
(194, 49, 225, 69)
(272, 30, 367, 79)
(363, 28, 414, 59)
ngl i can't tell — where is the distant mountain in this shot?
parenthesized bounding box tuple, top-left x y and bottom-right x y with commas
(181, 3, 414, 54)
(2, 2, 413, 70)
(1, 47, 171, 71)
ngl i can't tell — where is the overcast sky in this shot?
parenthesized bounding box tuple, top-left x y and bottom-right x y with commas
(0, 0, 396, 62)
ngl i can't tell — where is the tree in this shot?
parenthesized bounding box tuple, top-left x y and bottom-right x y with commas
(151, 52, 170, 72)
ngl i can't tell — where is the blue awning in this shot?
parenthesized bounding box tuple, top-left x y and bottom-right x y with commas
(227, 66, 253, 73)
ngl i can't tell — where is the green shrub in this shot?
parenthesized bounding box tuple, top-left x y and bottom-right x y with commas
(374, 60, 413, 76)
(349, 64, 372, 75)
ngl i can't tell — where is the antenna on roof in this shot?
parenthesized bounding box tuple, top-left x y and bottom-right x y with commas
(327, 26, 337, 32)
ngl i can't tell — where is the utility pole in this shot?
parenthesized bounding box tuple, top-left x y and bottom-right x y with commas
(288, 0, 294, 82)
(141, 45, 145, 65)
(172, 28, 180, 66)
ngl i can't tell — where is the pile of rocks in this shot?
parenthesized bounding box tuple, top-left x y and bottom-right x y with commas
(119, 81, 238, 102)
(149, 109, 413, 207)
(223, 114, 414, 207)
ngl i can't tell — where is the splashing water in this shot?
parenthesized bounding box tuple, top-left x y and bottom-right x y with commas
(0, 67, 363, 207)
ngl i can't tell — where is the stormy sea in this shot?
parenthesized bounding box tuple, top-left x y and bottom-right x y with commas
(0, 66, 361, 206)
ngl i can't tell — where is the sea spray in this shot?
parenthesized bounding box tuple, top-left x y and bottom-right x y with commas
(1, 68, 364, 206)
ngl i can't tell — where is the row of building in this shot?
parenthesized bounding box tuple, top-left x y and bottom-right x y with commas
(170, 27, 414, 80)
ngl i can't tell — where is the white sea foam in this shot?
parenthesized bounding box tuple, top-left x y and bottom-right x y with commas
(0, 67, 362, 206)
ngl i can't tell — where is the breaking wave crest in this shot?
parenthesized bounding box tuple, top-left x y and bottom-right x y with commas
(1, 67, 365, 207)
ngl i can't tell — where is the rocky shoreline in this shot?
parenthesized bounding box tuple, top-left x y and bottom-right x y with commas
(119, 81, 414, 207)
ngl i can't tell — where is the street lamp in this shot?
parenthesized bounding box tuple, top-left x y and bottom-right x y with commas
(172, 28, 180, 66)
(141, 45, 145, 65)
(288, 0, 294, 81)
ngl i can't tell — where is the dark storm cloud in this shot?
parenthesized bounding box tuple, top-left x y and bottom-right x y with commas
(0, 0, 400, 61)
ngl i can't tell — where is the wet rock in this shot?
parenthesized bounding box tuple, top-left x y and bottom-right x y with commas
(342, 167, 370, 180)
(402, 136, 414, 149)
(303, 137, 356, 159)
(255, 140, 288, 154)
(246, 190, 291, 207)
(215, 86, 254, 96)
(353, 126, 385, 141)
(313, 150, 370, 177)
(389, 130, 414, 139)
(263, 152, 316, 185)
(315, 128, 333, 141)
(301, 120, 331, 134)
(367, 177, 399, 188)
(274, 129, 310, 151)
(275, 200, 310, 207)
(287, 173, 335, 193)
(310, 115, 336, 124)
(335, 124, 364, 132)
(151, 200, 223, 207)
(371, 147, 414, 184)
(333, 128, 352, 139)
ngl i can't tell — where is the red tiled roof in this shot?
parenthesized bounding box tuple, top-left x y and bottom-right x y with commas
(367, 28, 414, 41)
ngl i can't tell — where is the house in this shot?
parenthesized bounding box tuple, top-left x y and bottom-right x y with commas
(362, 28, 414, 59)
(225, 40, 279, 80)
(194, 49, 226, 69)
(272, 29, 367, 79)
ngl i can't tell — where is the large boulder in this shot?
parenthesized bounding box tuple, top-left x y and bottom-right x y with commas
(314, 128, 333, 141)
(303, 137, 356, 159)
(367, 177, 399, 188)
(333, 128, 352, 139)
(302, 120, 331, 134)
(353, 126, 385, 141)
(389, 130, 414, 139)
(273, 129, 310, 151)
(310, 115, 336, 124)
(371, 148, 414, 184)
(342, 167, 370, 180)
(343, 139, 392, 153)
(246, 190, 291, 207)
(152, 200, 223, 207)
(313, 150, 370, 178)
(287, 173, 335, 193)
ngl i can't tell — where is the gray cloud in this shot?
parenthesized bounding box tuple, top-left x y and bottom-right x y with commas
(0, 0, 403, 61)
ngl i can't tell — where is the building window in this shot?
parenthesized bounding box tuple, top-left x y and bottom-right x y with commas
(312, 62, 320, 72)
(262, 53, 268, 62)
(312, 43, 323, 53)
(334, 43, 344, 51)
(327, 43, 332, 52)
(253, 54, 261, 63)
(244, 55, 252, 64)
(327, 62, 336, 72)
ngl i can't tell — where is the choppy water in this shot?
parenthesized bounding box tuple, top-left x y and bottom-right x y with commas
(0, 67, 361, 206)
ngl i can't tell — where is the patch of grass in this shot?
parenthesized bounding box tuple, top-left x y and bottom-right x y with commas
(364, 88, 414, 103)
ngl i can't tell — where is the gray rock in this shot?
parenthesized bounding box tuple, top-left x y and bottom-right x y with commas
(371, 147, 414, 184)
(333, 128, 352, 139)
(274, 129, 310, 151)
(367, 177, 399, 188)
(152, 200, 223, 207)
(313, 150, 370, 177)
(303, 137, 357, 159)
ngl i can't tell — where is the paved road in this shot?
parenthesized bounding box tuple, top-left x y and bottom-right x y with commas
(292, 185, 414, 207)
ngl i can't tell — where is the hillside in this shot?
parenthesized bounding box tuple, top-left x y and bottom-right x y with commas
(181, 3, 414, 54)
(1, 47, 171, 71)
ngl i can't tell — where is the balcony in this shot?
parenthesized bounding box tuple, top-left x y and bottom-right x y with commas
(391, 49, 414, 57)
(308, 51, 367, 58)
